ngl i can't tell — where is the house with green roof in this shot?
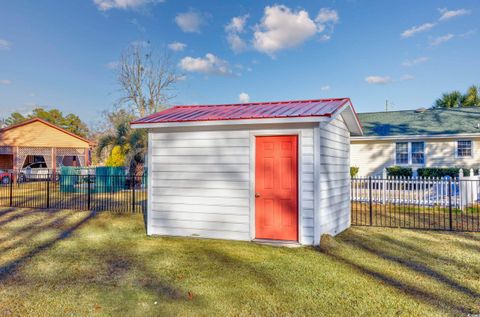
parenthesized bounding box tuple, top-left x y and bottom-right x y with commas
(351, 107, 480, 176)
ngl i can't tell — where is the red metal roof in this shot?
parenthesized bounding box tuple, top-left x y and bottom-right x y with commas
(132, 98, 353, 125)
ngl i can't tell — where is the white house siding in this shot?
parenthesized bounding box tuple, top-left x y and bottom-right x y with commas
(317, 116, 351, 237)
(350, 141, 395, 176)
(351, 137, 480, 177)
(147, 123, 316, 244)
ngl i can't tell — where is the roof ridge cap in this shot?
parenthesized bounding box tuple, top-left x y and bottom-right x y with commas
(171, 98, 350, 109)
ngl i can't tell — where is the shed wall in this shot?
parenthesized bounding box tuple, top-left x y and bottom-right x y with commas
(148, 123, 316, 244)
(318, 116, 351, 237)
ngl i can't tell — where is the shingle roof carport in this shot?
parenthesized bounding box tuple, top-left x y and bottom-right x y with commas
(131, 98, 363, 135)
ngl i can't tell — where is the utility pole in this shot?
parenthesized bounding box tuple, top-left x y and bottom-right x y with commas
(385, 99, 389, 112)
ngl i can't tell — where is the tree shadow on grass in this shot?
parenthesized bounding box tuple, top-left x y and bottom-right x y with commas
(192, 245, 277, 288)
(345, 235, 479, 298)
(320, 229, 480, 315)
(0, 209, 97, 279)
(369, 233, 480, 275)
(0, 208, 38, 226)
(455, 232, 480, 242)
(324, 251, 470, 315)
(0, 208, 18, 217)
(0, 209, 200, 315)
(0, 212, 76, 252)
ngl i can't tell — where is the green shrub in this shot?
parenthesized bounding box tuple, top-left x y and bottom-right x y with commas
(386, 166, 412, 177)
(417, 167, 478, 178)
(350, 166, 359, 178)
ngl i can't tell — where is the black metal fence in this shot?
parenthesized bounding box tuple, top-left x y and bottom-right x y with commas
(0, 173, 147, 213)
(351, 177, 480, 232)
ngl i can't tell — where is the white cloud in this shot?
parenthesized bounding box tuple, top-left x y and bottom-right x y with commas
(226, 15, 249, 33)
(175, 11, 203, 33)
(0, 79, 11, 85)
(315, 8, 339, 31)
(238, 92, 250, 103)
(226, 15, 249, 53)
(168, 42, 187, 52)
(438, 8, 471, 21)
(400, 8, 470, 39)
(253, 5, 337, 56)
(227, 33, 248, 54)
(320, 85, 331, 91)
(0, 38, 11, 50)
(319, 34, 331, 42)
(430, 33, 454, 46)
(179, 53, 231, 75)
(400, 74, 414, 81)
(459, 29, 476, 38)
(402, 56, 429, 67)
(365, 76, 392, 85)
(93, 0, 162, 11)
(177, 75, 187, 81)
(401, 22, 436, 38)
(105, 61, 120, 70)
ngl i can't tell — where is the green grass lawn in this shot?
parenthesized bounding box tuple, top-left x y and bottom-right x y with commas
(0, 208, 478, 316)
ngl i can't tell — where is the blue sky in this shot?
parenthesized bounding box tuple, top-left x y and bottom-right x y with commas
(0, 0, 479, 125)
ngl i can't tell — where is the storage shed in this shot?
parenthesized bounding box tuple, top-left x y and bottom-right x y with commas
(131, 98, 363, 245)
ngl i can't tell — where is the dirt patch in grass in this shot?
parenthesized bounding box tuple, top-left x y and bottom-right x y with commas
(0, 207, 478, 316)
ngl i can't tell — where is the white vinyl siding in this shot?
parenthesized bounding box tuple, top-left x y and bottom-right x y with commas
(148, 123, 316, 244)
(317, 115, 351, 237)
(351, 137, 480, 177)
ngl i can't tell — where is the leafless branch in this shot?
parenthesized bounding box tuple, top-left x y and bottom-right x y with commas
(116, 44, 182, 117)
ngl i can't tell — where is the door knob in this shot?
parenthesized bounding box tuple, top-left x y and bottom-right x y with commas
(255, 193, 260, 198)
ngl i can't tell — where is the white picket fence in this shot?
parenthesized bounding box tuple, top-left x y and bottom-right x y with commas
(351, 169, 480, 209)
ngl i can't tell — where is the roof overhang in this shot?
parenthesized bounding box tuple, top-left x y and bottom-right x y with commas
(330, 100, 363, 136)
(352, 132, 480, 141)
(131, 116, 331, 129)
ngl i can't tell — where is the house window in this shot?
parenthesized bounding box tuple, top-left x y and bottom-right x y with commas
(395, 142, 409, 164)
(395, 141, 425, 165)
(457, 140, 472, 157)
(411, 142, 425, 164)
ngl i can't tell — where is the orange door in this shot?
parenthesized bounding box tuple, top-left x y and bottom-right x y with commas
(255, 135, 298, 241)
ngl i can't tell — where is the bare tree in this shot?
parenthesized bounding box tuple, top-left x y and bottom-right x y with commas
(117, 43, 181, 117)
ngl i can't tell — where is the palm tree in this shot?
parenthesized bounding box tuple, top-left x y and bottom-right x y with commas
(462, 85, 480, 107)
(434, 91, 463, 108)
(96, 111, 147, 174)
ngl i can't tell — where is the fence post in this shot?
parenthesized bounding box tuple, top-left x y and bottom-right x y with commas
(369, 176, 373, 226)
(132, 175, 136, 213)
(448, 178, 453, 231)
(46, 175, 50, 209)
(87, 176, 91, 210)
(9, 172, 13, 207)
(382, 168, 387, 204)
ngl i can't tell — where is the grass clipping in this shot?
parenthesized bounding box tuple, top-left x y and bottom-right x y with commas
(319, 234, 338, 254)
